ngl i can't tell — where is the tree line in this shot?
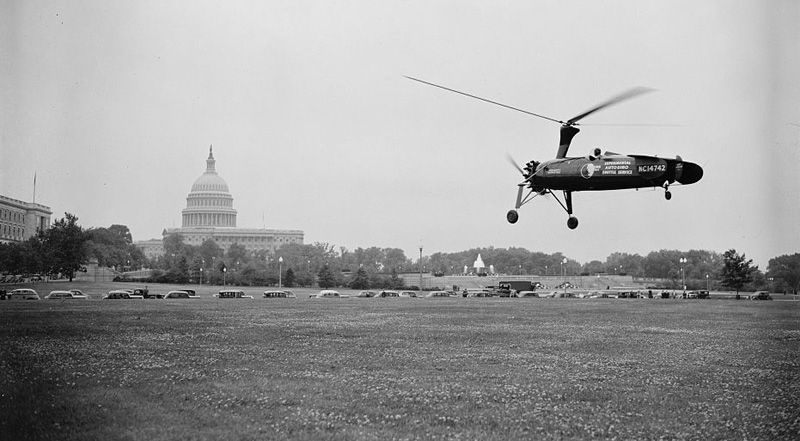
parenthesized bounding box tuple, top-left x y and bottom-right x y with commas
(0, 214, 145, 281)
(1, 213, 798, 293)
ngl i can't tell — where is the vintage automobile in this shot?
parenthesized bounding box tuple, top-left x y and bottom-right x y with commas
(749, 291, 772, 300)
(215, 290, 254, 299)
(399, 291, 419, 298)
(517, 291, 539, 298)
(164, 290, 198, 299)
(424, 291, 451, 298)
(263, 290, 295, 298)
(45, 290, 87, 300)
(375, 290, 400, 298)
(314, 290, 345, 298)
(9, 289, 41, 300)
(354, 291, 377, 298)
(103, 290, 133, 299)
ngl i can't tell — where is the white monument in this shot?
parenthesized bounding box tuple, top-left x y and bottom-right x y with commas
(474, 254, 485, 273)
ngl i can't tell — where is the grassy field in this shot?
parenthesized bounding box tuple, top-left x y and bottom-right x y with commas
(1, 282, 798, 440)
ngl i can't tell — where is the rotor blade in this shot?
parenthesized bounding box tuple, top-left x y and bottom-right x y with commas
(567, 87, 654, 125)
(405, 76, 564, 124)
(506, 153, 525, 174)
(581, 123, 683, 127)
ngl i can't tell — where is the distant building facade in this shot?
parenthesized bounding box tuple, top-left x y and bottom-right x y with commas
(135, 146, 303, 257)
(135, 238, 166, 260)
(0, 194, 52, 244)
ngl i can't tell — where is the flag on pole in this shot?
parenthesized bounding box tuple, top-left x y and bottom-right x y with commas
(33, 172, 37, 203)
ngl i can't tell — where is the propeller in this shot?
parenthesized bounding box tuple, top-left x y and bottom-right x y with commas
(506, 153, 525, 175)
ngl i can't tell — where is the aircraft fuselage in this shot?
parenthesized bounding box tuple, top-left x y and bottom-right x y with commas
(531, 154, 703, 192)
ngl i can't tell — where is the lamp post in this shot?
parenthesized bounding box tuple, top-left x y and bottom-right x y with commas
(679, 257, 687, 292)
(278, 256, 283, 288)
(706, 274, 709, 291)
(561, 257, 567, 291)
(419, 245, 423, 292)
(223, 267, 227, 286)
(199, 267, 203, 286)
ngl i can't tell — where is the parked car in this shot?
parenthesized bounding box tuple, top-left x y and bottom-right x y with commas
(103, 290, 133, 299)
(375, 290, 400, 298)
(424, 291, 451, 298)
(315, 290, 344, 298)
(517, 291, 539, 298)
(164, 290, 197, 299)
(9, 288, 41, 300)
(263, 290, 295, 298)
(215, 289, 253, 299)
(69, 289, 89, 299)
(750, 291, 772, 300)
(354, 291, 377, 298)
(45, 290, 87, 300)
(463, 289, 491, 297)
(399, 291, 419, 298)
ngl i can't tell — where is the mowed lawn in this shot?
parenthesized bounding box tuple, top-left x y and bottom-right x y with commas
(1, 284, 798, 440)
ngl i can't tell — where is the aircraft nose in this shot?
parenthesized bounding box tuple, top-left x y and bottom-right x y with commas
(677, 162, 703, 185)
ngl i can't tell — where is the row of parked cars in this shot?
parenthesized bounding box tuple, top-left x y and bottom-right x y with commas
(308, 290, 457, 298)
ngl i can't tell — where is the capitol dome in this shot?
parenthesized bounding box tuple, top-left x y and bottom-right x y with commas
(181, 146, 238, 228)
(190, 171, 230, 193)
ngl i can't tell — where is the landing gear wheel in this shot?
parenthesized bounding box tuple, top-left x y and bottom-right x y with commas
(506, 210, 519, 224)
(665, 191, 672, 200)
(567, 216, 579, 230)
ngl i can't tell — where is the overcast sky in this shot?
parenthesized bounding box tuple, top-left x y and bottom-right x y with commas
(2, 1, 798, 268)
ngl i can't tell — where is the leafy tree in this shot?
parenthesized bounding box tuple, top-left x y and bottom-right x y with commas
(163, 233, 187, 256)
(227, 243, 249, 264)
(44, 213, 87, 281)
(720, 249, 757, 294)
(349, 266, 369, 289)
(284, 267, 296, 287)
(85, 224, 144, 269)
(317, 264, 336, 288)
(389, 268, 405, 289)
(582, 260, 605, 275)
(767, 253, 800, 294)
(199, 239, 223, 266)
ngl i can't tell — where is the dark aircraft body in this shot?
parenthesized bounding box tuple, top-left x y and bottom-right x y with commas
(530, 153, 703, 192)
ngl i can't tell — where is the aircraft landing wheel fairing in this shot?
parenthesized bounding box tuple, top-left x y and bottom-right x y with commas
(567, 216, 579, 230)
(507, 210, 519, 224)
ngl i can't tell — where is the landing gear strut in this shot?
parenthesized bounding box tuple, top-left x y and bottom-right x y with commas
(564, 191, 578, 229)
(549, 190, 579, 229)
(664, 183, 672, 200)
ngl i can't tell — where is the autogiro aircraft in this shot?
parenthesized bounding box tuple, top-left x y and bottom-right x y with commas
(406, 76, 703, 229)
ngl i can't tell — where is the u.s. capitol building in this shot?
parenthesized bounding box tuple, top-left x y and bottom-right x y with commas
(136, 147, 303, 259)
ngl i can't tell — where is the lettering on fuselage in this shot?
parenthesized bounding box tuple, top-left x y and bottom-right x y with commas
(601, 159, 633, 176)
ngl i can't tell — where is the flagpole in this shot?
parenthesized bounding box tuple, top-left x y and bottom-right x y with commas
(33, 172, 37, 204)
